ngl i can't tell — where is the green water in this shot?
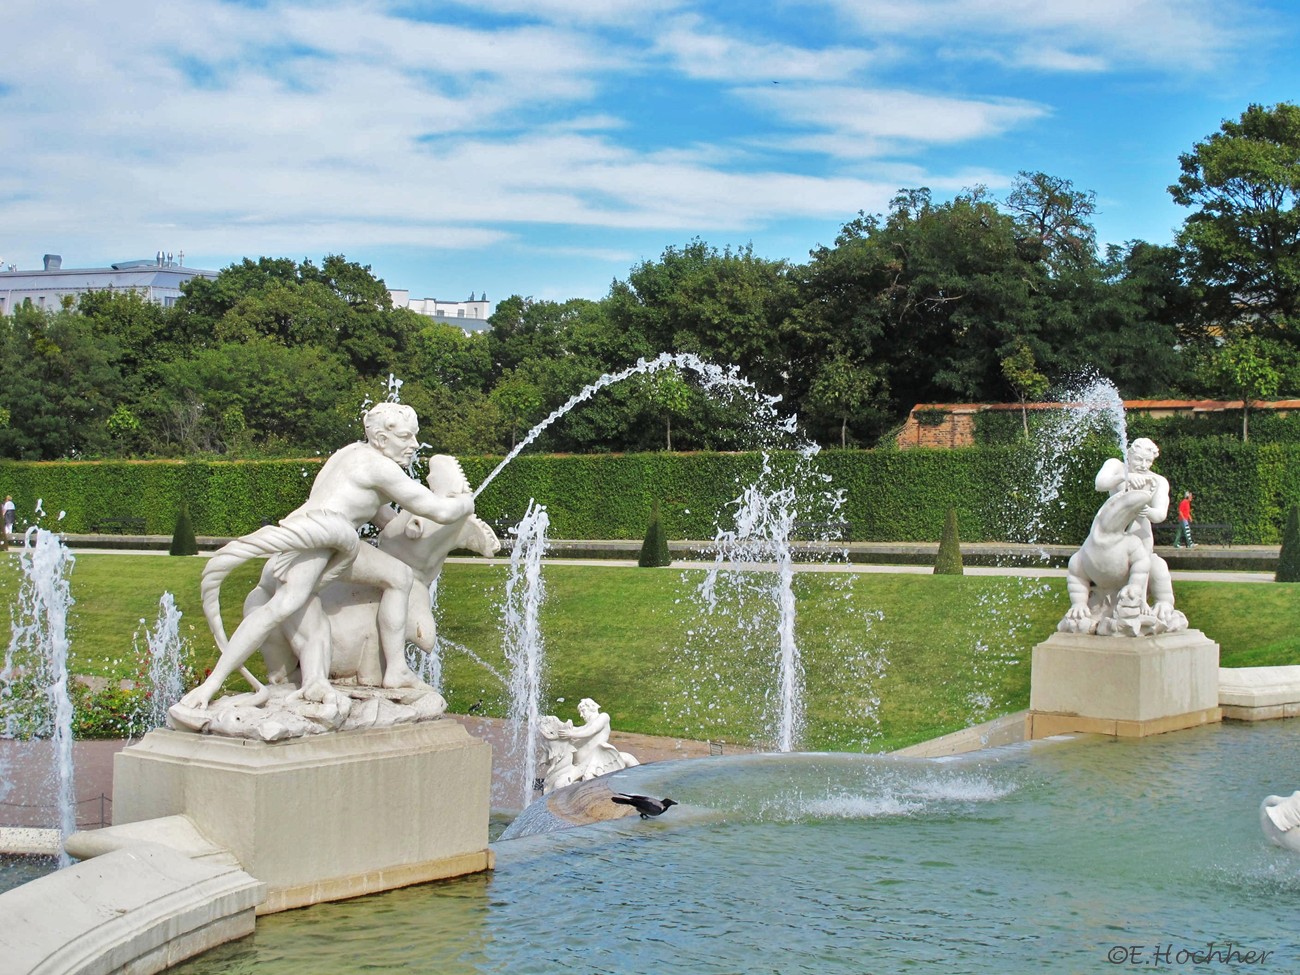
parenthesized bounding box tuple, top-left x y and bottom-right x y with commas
(169, 721, 1300, 974)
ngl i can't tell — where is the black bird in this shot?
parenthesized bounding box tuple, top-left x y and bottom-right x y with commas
(611, 794, 678, 819)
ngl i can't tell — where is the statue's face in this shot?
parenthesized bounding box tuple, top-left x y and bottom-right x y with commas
(376, 421, 419, 465)
(1129, 446, 1155, 472)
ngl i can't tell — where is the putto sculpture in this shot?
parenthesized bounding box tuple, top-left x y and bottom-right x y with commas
(1058, 438, 1188, 636)
(168, 404, 499, 739)
(1261, 792, 1300, 852)
(536, 698, 640, 794)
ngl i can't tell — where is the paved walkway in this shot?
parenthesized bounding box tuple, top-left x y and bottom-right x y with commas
(0, 716, 749, 832)
(56, 537, 1280, 584)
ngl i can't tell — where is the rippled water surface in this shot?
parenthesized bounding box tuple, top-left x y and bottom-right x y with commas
(170, 722, 1300, 974)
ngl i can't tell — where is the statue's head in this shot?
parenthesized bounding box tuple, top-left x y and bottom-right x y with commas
(364, 403, 419, 465)
(1128, 438, 1159, 471)
(538, 714, 565, 739)
(426, 455, 471, 495)
(578, 698, 600, 717)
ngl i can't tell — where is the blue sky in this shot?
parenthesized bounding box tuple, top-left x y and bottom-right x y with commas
(2, 0, 1298, 309)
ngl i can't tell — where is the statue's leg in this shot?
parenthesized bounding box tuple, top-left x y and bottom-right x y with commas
(347, 546, 422, 689)
(1064, 554, 1093, 619)
(179, 551, 329, 709)
(1148, 554, 1177, 620)
(284, 598, 336, 703)
(245, 562, 295, 684)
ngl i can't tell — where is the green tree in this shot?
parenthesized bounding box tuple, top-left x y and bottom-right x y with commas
(489, 371, 545, 448)
(1006, 170, 1098, 269)
(643, 370, 694, 451)
(638, 501, 672, 567)
(804, 354, 884, 447)
(934, 508, 964, 575)
(1170, 103, 1300, 341)
(0, 304, 129, 459)
(607, 241, 795, 395)
(1202, 335, 1284, 441)
(169, 502, 198, 556)
(1000, 340, 1049, 438)
(174, 255, 416, 378)
(150, 337, 355, 454)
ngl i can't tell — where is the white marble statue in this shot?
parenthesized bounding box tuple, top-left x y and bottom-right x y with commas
(535, 699, 640, 794)
(169, 405, 496, 740)
(1261, 792, 1300, 852)
(1059, 438, 1187, 636)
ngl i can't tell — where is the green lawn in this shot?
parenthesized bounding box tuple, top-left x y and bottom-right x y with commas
(4, 552, 1299, 751)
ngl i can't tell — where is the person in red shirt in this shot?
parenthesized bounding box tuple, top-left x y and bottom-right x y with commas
(1174, 491, 1195, 548)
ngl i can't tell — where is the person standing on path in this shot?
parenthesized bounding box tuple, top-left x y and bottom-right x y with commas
(1174, 491, 1195, 548)
(2, 495, 14, 542)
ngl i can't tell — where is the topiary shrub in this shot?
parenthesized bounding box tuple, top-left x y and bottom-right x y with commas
(1277, 505, 1300, 582)
(934, 507, 964, 575)
(169, 502, 198, 556)
(638, 501, 672, 567)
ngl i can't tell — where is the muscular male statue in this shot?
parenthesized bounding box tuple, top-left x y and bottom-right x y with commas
(180, 403, 474, 709)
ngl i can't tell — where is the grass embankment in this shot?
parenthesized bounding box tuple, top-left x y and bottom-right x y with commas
(3, 553, 1299, 751)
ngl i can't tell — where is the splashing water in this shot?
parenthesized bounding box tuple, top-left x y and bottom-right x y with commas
(699, 461, 804, 751)
(1, 530, 77, 865)
(385, 373, 404, 403)
(1009, 373, 1129, 549)
(475, 352, 799, 499)
(470, 351, 879, 759)
(139, 592, 189, 734)
(501, 501, 550, 808)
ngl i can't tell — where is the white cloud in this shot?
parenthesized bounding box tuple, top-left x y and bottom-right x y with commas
(735, 85, 1047, 150)
(655, 14, 873, 83)
(819, 0, 1257, 72)
(6, 0, 1262, 290)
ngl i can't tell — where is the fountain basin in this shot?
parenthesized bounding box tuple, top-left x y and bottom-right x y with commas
(111, 720, 493, 914)
(164, 721, 1300, 974)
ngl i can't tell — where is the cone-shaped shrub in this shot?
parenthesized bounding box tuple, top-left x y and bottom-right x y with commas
(934, 507, 964, 575)
(1277, 505, 1300, 582)
(638, 501, 671, 567)
(169, 502, 198, 556)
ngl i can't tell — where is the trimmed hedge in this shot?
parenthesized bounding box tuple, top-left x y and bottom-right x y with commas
(934, 508, 964, 574)
(3, 441, 1298, 544)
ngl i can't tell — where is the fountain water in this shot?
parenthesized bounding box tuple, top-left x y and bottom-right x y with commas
(1, 530, 77, 866)
(501, 501, 551, 807)
(472, 353, 850, 764)
(699, 459, 804, 751)
(137, 592, 188, 735)
(165, 722, 1300, 974)
(475, 352, 796, 499)
(1009, 372, 1128, 548)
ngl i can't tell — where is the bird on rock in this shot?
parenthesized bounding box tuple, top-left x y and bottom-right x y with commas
(611, 794, 678, 819)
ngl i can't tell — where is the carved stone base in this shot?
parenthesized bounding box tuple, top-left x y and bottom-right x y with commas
(1027, 629, 1221, 739)
(113, 721, 493, 914)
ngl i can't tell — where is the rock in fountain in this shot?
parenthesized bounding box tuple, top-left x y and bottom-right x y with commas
(1029, 438, 1220, 738)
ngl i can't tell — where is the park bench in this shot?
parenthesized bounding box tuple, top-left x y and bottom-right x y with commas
(1157, 522, 1233, 546)
(88, 516, 147, 535)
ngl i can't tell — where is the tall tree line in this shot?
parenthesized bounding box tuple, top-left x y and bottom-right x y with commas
(3, 103, 1300, 461)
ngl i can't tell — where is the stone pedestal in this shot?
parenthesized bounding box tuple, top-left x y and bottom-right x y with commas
(1027, 629, 1221, 739)
(113, 720, 493, 914)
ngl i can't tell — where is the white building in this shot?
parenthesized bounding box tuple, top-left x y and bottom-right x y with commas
(0, 253, 218, 316)
(389, 289, 492, 331)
